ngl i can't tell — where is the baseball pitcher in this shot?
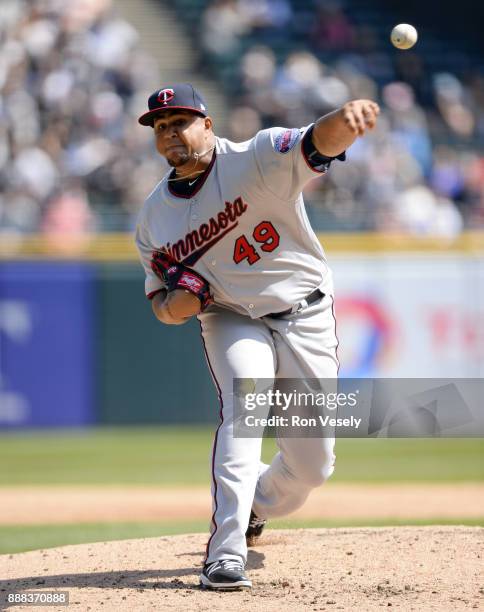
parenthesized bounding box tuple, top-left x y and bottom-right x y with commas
(135, 83, 379, 590)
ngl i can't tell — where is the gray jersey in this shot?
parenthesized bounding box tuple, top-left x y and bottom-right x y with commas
(135, 125, 334, 318)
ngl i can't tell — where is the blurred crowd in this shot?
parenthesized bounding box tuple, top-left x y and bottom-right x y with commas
(0, 0, 482, 236)
(0, 0, 162, 237)
(201, 0, 484, 235)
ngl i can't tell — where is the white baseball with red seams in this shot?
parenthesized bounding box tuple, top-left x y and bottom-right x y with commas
(135, 125, 339, 565)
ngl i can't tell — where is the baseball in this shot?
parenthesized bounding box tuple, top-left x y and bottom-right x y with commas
(390, 23, 418, 49)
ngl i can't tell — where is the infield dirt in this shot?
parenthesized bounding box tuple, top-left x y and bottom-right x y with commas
(1, 526, 482, 611)
(0, 483, 483, 524)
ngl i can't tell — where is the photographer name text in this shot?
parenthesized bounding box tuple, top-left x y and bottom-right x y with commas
(244, 414, 362, 429)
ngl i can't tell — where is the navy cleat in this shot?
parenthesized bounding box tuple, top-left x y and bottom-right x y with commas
(200, 559, 252, 590)
(245, 510, 267, 547)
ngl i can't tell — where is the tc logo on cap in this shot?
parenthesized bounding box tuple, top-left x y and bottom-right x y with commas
(157, 88, 175, 105)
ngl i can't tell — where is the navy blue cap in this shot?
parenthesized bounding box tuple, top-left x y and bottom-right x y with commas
(138, 83, 208, 127)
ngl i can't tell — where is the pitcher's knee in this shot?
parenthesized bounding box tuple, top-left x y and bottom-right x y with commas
(298, 456, 335, 488)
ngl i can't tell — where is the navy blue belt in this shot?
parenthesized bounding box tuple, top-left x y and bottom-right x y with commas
(268, 289, 325, 318)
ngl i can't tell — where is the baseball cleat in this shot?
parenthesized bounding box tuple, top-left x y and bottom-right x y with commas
(245, 510, 267, 547)
(200, 559, 252, 590)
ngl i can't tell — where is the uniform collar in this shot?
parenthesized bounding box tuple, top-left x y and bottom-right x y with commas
(167, 150, 216, 199)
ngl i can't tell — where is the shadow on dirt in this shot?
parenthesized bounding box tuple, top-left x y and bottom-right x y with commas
(0, 550, 265, 608)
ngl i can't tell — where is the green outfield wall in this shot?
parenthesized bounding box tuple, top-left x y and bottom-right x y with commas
(96, 264, 218, 425)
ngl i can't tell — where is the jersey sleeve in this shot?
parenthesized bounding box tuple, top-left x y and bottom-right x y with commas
(134, 219, 165, 299)
(253, 124, 344, 201)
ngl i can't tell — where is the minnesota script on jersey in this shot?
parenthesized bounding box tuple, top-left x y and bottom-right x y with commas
(135, 125, 335, 318)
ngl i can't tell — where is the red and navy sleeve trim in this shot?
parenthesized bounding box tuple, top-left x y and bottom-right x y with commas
(301, 124, 346, 174)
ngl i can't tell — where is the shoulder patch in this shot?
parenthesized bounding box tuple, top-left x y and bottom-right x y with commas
(274, 128, 299, 154)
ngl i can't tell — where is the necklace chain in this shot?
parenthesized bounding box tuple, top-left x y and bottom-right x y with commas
(167, 168, 205, 183)
(167, 145, 215, 183)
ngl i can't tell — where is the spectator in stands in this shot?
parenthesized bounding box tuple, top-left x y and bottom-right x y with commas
(201, 0, 250, 58)
(239, 0, 293, 31)
(382, 81, 432, 176)
(311, 0, 356, 52)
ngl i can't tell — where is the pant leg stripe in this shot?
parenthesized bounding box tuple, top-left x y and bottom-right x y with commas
(198, 320, 223, 562)
(330, 295, 340, 374)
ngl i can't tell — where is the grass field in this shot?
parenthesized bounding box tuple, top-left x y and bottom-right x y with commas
(0, 426, 483, 485)
(0, 427, 482, 554)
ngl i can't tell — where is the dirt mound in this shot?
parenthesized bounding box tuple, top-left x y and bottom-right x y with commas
(1, 527, 482, 611)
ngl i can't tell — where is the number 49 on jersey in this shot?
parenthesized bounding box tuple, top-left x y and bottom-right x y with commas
(233, 221, 280, 266)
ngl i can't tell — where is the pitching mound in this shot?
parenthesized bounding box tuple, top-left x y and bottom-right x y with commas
(1, 527, 482, 611)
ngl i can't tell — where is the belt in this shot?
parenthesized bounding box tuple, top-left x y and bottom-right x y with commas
(268, 289, 325, 318)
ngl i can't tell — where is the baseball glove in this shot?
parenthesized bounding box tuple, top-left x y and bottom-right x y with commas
(151, 250, 212, 310)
